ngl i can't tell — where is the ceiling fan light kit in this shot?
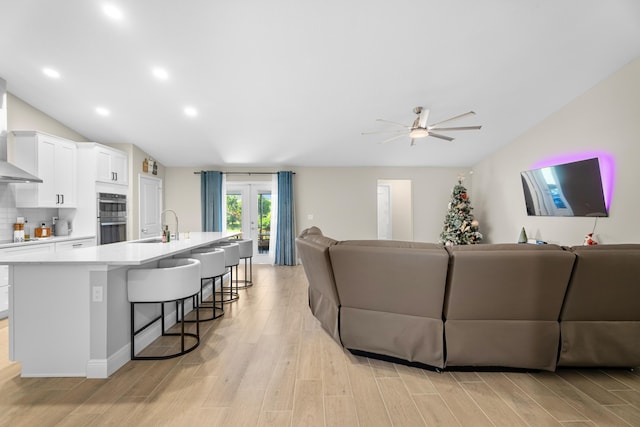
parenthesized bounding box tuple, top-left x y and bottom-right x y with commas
(409, 128, 429, 138)
(364, 106, 482, 146)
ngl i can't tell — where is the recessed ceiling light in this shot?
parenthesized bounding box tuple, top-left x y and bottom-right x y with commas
(96, 107, 110, 116)
(42, 68, 60, 79)
(152, 67, 169, 80)
(103, 3, 123, 20)
(184, 106, 198, 117)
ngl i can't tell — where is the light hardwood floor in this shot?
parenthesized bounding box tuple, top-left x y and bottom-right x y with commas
(1, 264, 639, 426)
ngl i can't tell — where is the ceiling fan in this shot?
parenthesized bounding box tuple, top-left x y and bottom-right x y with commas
(363, 106, 482, 146)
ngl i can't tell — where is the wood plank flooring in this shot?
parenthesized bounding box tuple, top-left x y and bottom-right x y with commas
(1, 264, 639, 426)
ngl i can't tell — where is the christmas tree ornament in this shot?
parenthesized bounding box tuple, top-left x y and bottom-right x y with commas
(583, 233, 598, 245)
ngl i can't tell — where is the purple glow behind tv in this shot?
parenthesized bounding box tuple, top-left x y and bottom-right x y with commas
(531, 152, 615, 211)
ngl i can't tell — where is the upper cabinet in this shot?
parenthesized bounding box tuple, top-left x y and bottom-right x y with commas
(95, 146, 128, 185)
(10, 131, 77, 208)
(83, 144, 128, 186)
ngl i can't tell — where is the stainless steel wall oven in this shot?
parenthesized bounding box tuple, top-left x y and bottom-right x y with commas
(97, 192, 127, 245)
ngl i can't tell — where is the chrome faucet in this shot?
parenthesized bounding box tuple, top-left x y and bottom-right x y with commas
(161, 209, 179, 240)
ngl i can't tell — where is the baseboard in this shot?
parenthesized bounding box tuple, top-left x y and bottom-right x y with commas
(86, 358, 109, 378)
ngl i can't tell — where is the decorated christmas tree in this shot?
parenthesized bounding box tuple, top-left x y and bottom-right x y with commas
(440, 176, 483, 245)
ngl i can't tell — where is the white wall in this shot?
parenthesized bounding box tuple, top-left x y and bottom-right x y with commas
(7, 94, 87, 143)
(472, 57, 640, 245)
(165, 166, 466, 242)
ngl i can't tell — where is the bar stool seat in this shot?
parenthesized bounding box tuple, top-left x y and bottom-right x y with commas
(175, 248, 226, 321)
(211, 242, 240, 303)
(230, 239, 254, 289)
(127, 258, 201, 360)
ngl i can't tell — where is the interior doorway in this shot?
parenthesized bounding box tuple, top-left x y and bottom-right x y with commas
(139, 175, 162, 239)
(226, 182, 273, 263)
(377, 179, 413, 241)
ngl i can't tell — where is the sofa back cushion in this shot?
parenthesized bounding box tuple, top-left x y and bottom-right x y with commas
(445, 244, 576, 320)
(561, 244, 640, 321)
(329, 240, 449, 318)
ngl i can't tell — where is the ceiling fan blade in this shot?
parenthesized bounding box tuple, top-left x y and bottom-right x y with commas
(428, 125, 482, 131)
(428, 132, 455, 142)
(429, 111, 476, 128)
(375, 119, 411, 128)
(417, 108, 430, 128)
(378, 134, 408, 144)
(362, 129, 409, 135)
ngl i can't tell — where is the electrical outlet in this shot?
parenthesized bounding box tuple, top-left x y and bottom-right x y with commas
(92, 286, 103, 302)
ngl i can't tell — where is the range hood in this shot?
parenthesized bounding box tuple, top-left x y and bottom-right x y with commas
(0, 77, 43, 183)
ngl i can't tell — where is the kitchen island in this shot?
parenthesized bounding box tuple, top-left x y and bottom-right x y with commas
(0, 232, 237, 378)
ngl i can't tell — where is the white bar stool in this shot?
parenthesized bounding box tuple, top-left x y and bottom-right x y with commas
(127, 258, 201, 360)
(211, 242, 240, 303)
(231, 239, 254, 289)
(174, 247, 226, 321)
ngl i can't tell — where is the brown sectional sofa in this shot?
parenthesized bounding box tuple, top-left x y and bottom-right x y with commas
(296, 227, 640, 371)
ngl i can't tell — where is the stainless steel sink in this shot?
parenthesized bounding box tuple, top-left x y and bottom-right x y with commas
(129, 238, 163, 243)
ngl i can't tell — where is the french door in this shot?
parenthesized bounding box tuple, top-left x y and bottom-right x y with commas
(226, 182, 273, 263)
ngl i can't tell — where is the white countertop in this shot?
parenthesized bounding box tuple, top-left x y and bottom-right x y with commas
(0, 232, 237, 265)
(0, 235, 96, 250)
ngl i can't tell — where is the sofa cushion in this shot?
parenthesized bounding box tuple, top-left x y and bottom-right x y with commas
(562, 245, 640, 321)
(330, 242, 449, 317)
(445, 248, 576, 320)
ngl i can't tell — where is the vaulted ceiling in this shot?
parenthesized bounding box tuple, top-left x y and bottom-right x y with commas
(1, 1, 639, 167)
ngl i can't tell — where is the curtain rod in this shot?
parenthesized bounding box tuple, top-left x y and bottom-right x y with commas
(193, 171, 295, 175)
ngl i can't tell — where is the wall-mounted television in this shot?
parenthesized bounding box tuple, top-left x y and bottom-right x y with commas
(521, 157, 608, 217)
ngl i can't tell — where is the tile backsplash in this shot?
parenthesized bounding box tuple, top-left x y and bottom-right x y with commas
(0, 184, 60, 242)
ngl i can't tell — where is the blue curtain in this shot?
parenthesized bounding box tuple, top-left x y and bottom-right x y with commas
(200, 171, 223, 232)
(275, 171, 296, 265)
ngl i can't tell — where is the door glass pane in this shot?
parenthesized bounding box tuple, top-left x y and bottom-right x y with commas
(257, 191, 271, 254)
(226, 192, 243, 237)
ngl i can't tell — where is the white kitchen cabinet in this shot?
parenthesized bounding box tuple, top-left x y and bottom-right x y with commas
(0, 243, 55, 256)
(95, 145, 128, 185)
(10, 131, 77, 208)
(0, 266, 8, 318)
(54, 238, 96, 251)
(0, 243, 54, 319)
(0, 239, 94, 318)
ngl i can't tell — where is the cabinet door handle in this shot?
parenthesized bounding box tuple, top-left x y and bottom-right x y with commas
(56, 194, 60, 204)
(115, 172, 118, 181)
(72, 243, 83, 248)
(61, 194, 64, 205)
